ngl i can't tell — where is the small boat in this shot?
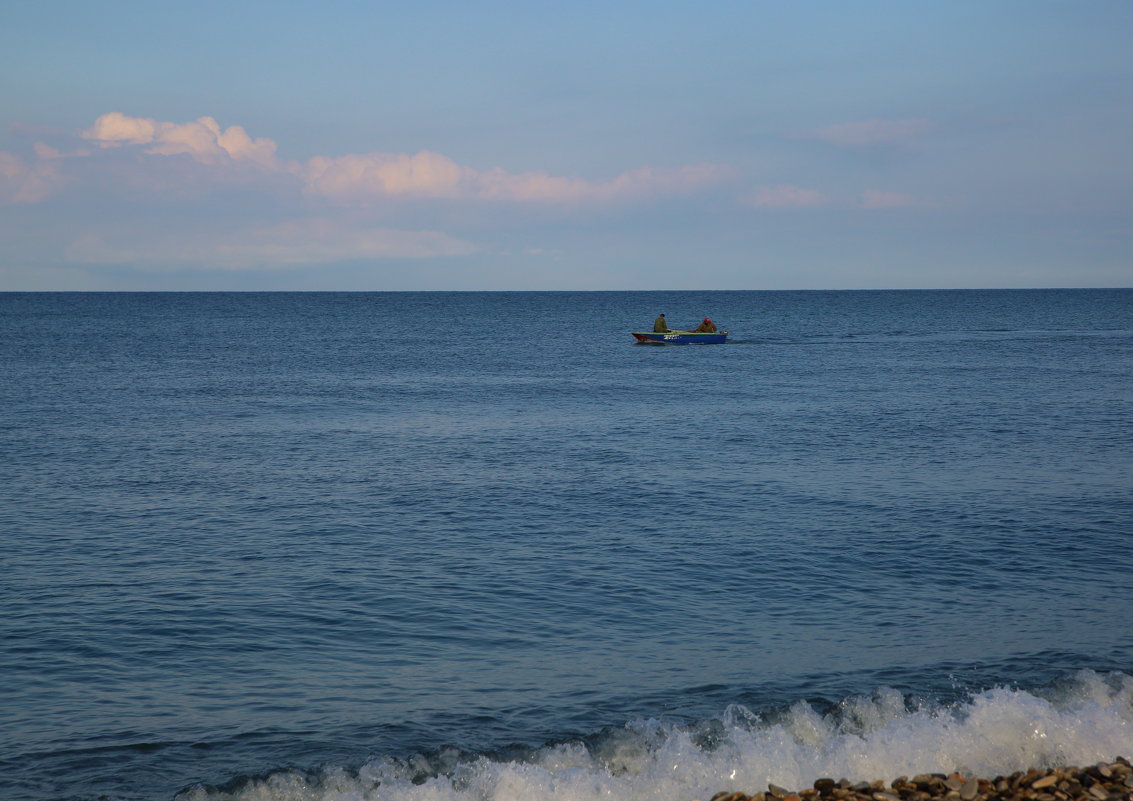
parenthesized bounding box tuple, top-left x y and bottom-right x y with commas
(631, 330, 728, 344)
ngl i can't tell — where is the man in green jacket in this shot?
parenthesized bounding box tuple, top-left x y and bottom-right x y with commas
(653, 313, 669, 333)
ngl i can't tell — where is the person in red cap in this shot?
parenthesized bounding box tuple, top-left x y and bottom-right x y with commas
(693, 317, 717, 333)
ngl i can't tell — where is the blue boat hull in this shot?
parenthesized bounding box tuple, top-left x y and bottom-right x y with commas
(632, 331, 728, 344)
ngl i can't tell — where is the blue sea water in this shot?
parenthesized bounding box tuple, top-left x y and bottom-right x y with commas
(1, 289, 1131, 801)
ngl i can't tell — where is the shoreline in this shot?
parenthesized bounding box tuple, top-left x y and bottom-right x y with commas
(702, 758, 1133, 801)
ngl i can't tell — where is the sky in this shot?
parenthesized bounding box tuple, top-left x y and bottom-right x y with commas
(1, 0, 1131, 291)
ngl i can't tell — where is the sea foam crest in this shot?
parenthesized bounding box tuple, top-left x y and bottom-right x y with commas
(176, 670, 1133, 801)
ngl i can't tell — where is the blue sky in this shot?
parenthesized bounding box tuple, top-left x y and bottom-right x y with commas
(2, 0, 1130, 290)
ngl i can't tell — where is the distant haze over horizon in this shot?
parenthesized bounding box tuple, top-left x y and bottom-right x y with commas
(2, 1, 1131, 291)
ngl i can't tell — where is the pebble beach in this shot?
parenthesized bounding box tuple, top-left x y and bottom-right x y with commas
(704, 759, 1133, 801)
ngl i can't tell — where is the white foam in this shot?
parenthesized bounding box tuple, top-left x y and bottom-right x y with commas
(176, 670, 1133, 801)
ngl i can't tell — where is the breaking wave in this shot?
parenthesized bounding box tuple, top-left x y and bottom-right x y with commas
(176, 670, 1133, 801)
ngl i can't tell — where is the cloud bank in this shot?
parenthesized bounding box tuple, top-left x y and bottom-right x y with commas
(2, 112, 935, 276)
(0, 112, 734, 269)
(6, 112, 933, 214)
(72, 113, 732, 206)
(302, 153, 730, 204)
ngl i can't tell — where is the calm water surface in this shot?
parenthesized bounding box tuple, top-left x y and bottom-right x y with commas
(1, 290, 1131, 801)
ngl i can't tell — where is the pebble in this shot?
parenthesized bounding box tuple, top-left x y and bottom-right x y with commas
(960, 778, 979, 800)
(702, 758, 1133, 801)
(814, 779, 838, 796)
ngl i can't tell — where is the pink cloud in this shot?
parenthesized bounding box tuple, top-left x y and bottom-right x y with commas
(74, 113, 732, 207)
(809, 118, 933, 147)
(302, 150, 470, 201)
(83, 112, 279, 168)
(747, 185, 828, 208)
(302, 154, 731, 204)
(2, 111, 737, 215)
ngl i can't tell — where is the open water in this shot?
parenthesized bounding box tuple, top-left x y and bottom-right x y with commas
(2, 289, 1132, 801)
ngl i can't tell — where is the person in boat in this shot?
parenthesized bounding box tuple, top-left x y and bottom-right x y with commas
(693, 317, 717, 333)
(653, 313, 669, 333)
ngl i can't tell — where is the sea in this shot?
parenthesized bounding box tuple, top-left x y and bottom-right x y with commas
(1, 289, 1131, 801)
